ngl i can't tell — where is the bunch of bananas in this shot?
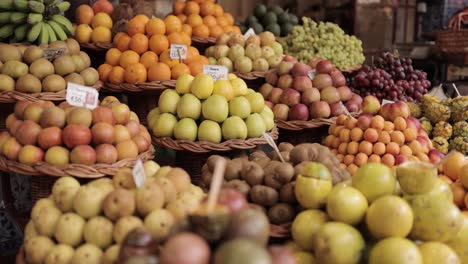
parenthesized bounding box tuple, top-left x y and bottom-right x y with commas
(0, 0, 74, 44)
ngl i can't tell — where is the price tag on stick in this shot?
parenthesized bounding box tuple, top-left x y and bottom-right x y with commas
(203, 65, 228, 81)
(263, 132, 285, 163)
(43, 48, 65, 61)
(308, 69, 316, 80)
(66, 82, 99, 110)
(207, 158, 227, 213)
(339, 101, 352, 118)
(381, 99, 394, 106)
(132, 159, 147, 188)
(243, 28, 256, 40)
(169, 44, 187, 60)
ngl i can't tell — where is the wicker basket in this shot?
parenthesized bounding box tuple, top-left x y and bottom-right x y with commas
(191, 36, 216, 54)
(127, 91, 161, 126)
(0, 103, 14, 131)
(436, 10, 468, 64)
(102, 81, 176, 93)
(235, 70, 273, 80)
(79, 41, 114, 51)
(275, 118, 337, 131)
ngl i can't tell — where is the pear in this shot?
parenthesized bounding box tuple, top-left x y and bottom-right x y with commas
(33, 205, 62, 237)
(102, 188, 136, 221)
(102, 245, 120, 264)
(136, 182, 165, 216)
(52, 176, 81, 212)
(31, 198, 55, 220)
(71, 244, 103, 264)
(83, 216, 114, 249)
(87, 177, 115, 196)
(24, 221, 38, 243)
(25, 236, 55, 264)
(113, 216, 143, 243)
(54, 213, 85, 246)
(44, 244, 74, 264)
(144, 209, 175, 242)
(73, 185, 106, 219)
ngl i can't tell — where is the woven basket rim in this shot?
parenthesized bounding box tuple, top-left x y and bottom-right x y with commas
(191, 36, 216, 44)
(152, 125, 279, 153)
(79, 41, 114, 50)
(102, 80, 176, 92)
(0, 145, 155, 178)
(235, 70, 273, 80)
(270, 222, 291, 238)
(276, 112, 359, 131)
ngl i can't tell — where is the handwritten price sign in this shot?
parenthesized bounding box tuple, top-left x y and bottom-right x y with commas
(170, 44, 187, 60)
(66, 83, 99, 110)
(203, 65, 228, 81)
(132, 159, 146, 188)
(243, 28, 256, 40)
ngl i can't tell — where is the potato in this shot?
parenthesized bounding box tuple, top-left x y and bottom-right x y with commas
(241, 162, 265, 186)
(250, 185, 279, 207)
(254, 157, 271, 168)
(268, 203, 295, 225)
(278, 142, 294, 152)
(225, 159, 243, 181)
(280, 182, 296, 204)
(264, 174, 282, 190)
(249, 150, 268, 161)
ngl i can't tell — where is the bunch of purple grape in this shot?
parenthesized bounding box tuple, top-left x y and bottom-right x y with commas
(350, 52, 431, 102)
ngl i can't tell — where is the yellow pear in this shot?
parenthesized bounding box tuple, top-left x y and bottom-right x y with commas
(175, 73, 194, 94)
(230, 77, 248, 97)
(213, 79, 234, 101)
(190, 73, 214, 99)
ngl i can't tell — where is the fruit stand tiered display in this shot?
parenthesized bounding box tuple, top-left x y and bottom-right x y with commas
(2, 0, 468, 264)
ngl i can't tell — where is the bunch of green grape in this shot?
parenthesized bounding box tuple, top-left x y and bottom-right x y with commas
(279, 17, 365, 70)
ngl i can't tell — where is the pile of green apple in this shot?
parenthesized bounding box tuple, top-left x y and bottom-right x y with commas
(147, 72, 275, 143)
(205, 31, 284, 74)
(23, 161, 206, 264)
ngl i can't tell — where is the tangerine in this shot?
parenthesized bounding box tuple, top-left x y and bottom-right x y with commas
(91, 12, 113, 29)
(149, 34, 169, 55)
(140, 51, 158, 69)
(192, 24, 209, 38)
(92, 0, 113, 15)
(165, 15, 182, 34)
(181, 24, 192, 36)
(145, 18, 166, 36)
(171, 63, 190, 79)
(91, 26, 112, 43)
(148, 63, 171, 81)
(200, 2, 215, 16)
(181, 32, 191, 46)
(114, 33, 130, 51)
(213, 4, 223, 17)
(216, 16, 229, 27)
(119, 50, 140, 69)
(184, 1, 200, 15)
(105, 48, 122, 66)
(97, 63, 112, 82)
(176, 14, 187, 24)
(167, 32, 184, 45)
(187, 14, 203, 27)
(159, 50, 179, 68)
(185, 46, 200, 64)
(209, 25, 223, 38)
(127, 16, 147, 36)
(187, 60, 204, 75)
(173, 1, 185, 15)
(108, 66, 125, 84)
(129, 33, 149, 55)
(125, 63, 147, 83)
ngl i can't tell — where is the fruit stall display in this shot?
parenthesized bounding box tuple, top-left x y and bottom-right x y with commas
(0, 97, 154, 177)
(324, 99, 438, 175)
(0, 40, 101, 102)
(408, 94, 467, 155)
(239, 3, 299, 37)
(0, 0, 73, 44)
(204, 32, 284, 78)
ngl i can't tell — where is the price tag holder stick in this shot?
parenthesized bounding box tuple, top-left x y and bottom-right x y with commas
(207, 158, 227, 214)
(452, 83, 461, 97)
(263, 132, 285, 163)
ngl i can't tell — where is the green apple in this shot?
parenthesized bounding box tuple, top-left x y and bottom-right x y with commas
(175, 73, 194, 94)
(158, 89, 180, 114)
(230, 77, 248, 97)
(222, 116, 247, 140)
(190, 73, 214, 99)
(147, 108, 160, 129)
(229, 96, 251, 118)
(246, 113, 266, 138)
(217, 57, 233, 73)
(260, 110, 274, 131)
(245, 92, 265, 113)
(173, 118, 198, 141)
(213, 79, 234, 101)
(198, 120, 222, 143)
(247, 88, 255, 94)
(271, 42, 283, 55)
(202, 95, 228, 123)
(208, 57, 217, 65)
(152, 113, 178, 138)
(176, 94, 201, 120)
(262, 105, 274, 118)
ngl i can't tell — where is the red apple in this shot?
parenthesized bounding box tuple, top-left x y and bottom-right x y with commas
(330, 70, 346, 87)
(70, 145, 96, 165)
(289, 103, 309, 120)
(308, 58, 323, 69)
(38, 127, 63, 150)
(282, 55, 297, 63)
(259, 83, 274, 99)
(266, 71, 279, 86)
(92, 106, 116, 125)
(95, 144, 118, 164)
(273, 104, 289, 121)
(301, 87, 320, 105)
(91, 122, 115, 145)
(278, 61, 294, 75)
(132, 134, 150, 153)
(312, 74, 332, 89)
(330, 102, 346, 117)
(406, 117, 421, 131)
(395, 154, 409, 165)
(292, 76, 312, 92)
(388, 101, 410, 121)
(316, 60, 333, 74)
(126, 120, 140, 137)
(277, 74, 293, 89)
(265, 101, 274, 109)
(357, 114, 373, 130)
(310, 101, 331, 118)
(345, 101, 360, 113)
(267, 88, 283, 104)
(63, 125, 92, 148)
(291, 62, 311, 77)
(218, 188, 248, 213)
(16, 120, 41, 145)
(428, 149, 444, 164)
(379, 103, 392, 121)
(280, 88, 301, 106)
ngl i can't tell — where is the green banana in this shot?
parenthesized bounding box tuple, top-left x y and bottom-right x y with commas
(0, 12, 12, 24)
(38, 21, 48, 44)
(0, 0, 14, 11)
(26, 20, 42, 42)
(54, 1, 70, 12)
(27, 12, 42, 24)
(44, 21, 56, 42)
(0, 24, 15, 39)
(27, 1, 45, 13)
(14, 23, 29, 41)
(13, 0, 28, 11)
(10, 12, 27, 24)
(51, 14, 73, 35)
(47, 19, 66, 40)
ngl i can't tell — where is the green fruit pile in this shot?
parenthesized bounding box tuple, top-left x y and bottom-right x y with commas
(205, 31, 284, 74)
(201, 143, 349, 226)
(0, 40, 99, 93)
(239, 4, 298, 37)
(147, 73, 275, 143)
(289, 161, 467, 263)
(279, 17, 365, 70)
(23, 164, 206, 264)
(0, 0, 74, 44)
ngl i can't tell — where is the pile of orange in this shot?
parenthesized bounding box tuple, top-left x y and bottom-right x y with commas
(74, 4, 114, 44)
(437, 151, 468, 212)
(172, 0, 241, 39)
(98, 14, 209, 84)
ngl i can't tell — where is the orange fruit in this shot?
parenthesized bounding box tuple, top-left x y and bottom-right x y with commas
(181, 32, 191, 46)
(187, 60, 204, 75)
(192, 24, 209, 38)
(114, 33, 131, 51)
(213, 4, 223, 17)
(187, 14, 203, 27)
(75, 24, 93, 43)
(113, 32, 126, 44)
(108, 66, 125, 84)
(181, 24, 192, 36)
(98, 63, 112, 82)
(119, 50, 140, 69)
(159, 50, 180, 68)
(127, 16, 148, 36)
(105, 48, 122, 66)
(167, 32, 184, 45)
(91, 12, 113, 29)
(140, 51, 158, 69)
(200, 2, 215, 16)
(92, 0, 113, 15)
(198, 55, 209, 65)
(133, 14, 150, 24)
(184, 1, 200, 15)
(75, 4, 94, 25)
(209, 25, 223, 38)
(129, 33, 149, 55)
(451, 182, 466, 208)
(173, 1, 186, 15)
(145, 17, 166, 36)
(91, 26, 112, 43)
(216, 16, 229, 27)
(171, 63, 191, 79)
(149, 34, 169, 55)
(125, 63, 147, 83)
(148, 63, 171, 81)
(192, 0, 204, 3)
(230, 25, 241, 34)
(442, 152, 467, 181)
(223, 13, 234, 26)
(164, 15, 182, 34)
(176, 14, 187, 24)
(185, 46, 200, 64)
(203, 15, 217, 27)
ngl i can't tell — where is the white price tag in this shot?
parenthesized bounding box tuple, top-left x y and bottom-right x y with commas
(169, 44, 187, 60)
(203, 65, 228, 81)
(308, 69, 316, 80)
(243, 28, 256, 40)
(381, 99, 395, 106)
(66, 82, 99, 110)
(132, 159, 146, 188)
(339, 101, 352, 116)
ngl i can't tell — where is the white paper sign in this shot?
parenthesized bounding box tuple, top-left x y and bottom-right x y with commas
(132, 159, 146, 188)
(308, 69, 316, 80)
(381, 99, 395, 106)
(169, 44, 187, 60)
(66, 82, 99, 110)
(339, 101, 352, 116)
(243, 28, 256, 40)
(203, 65, 228, 80)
